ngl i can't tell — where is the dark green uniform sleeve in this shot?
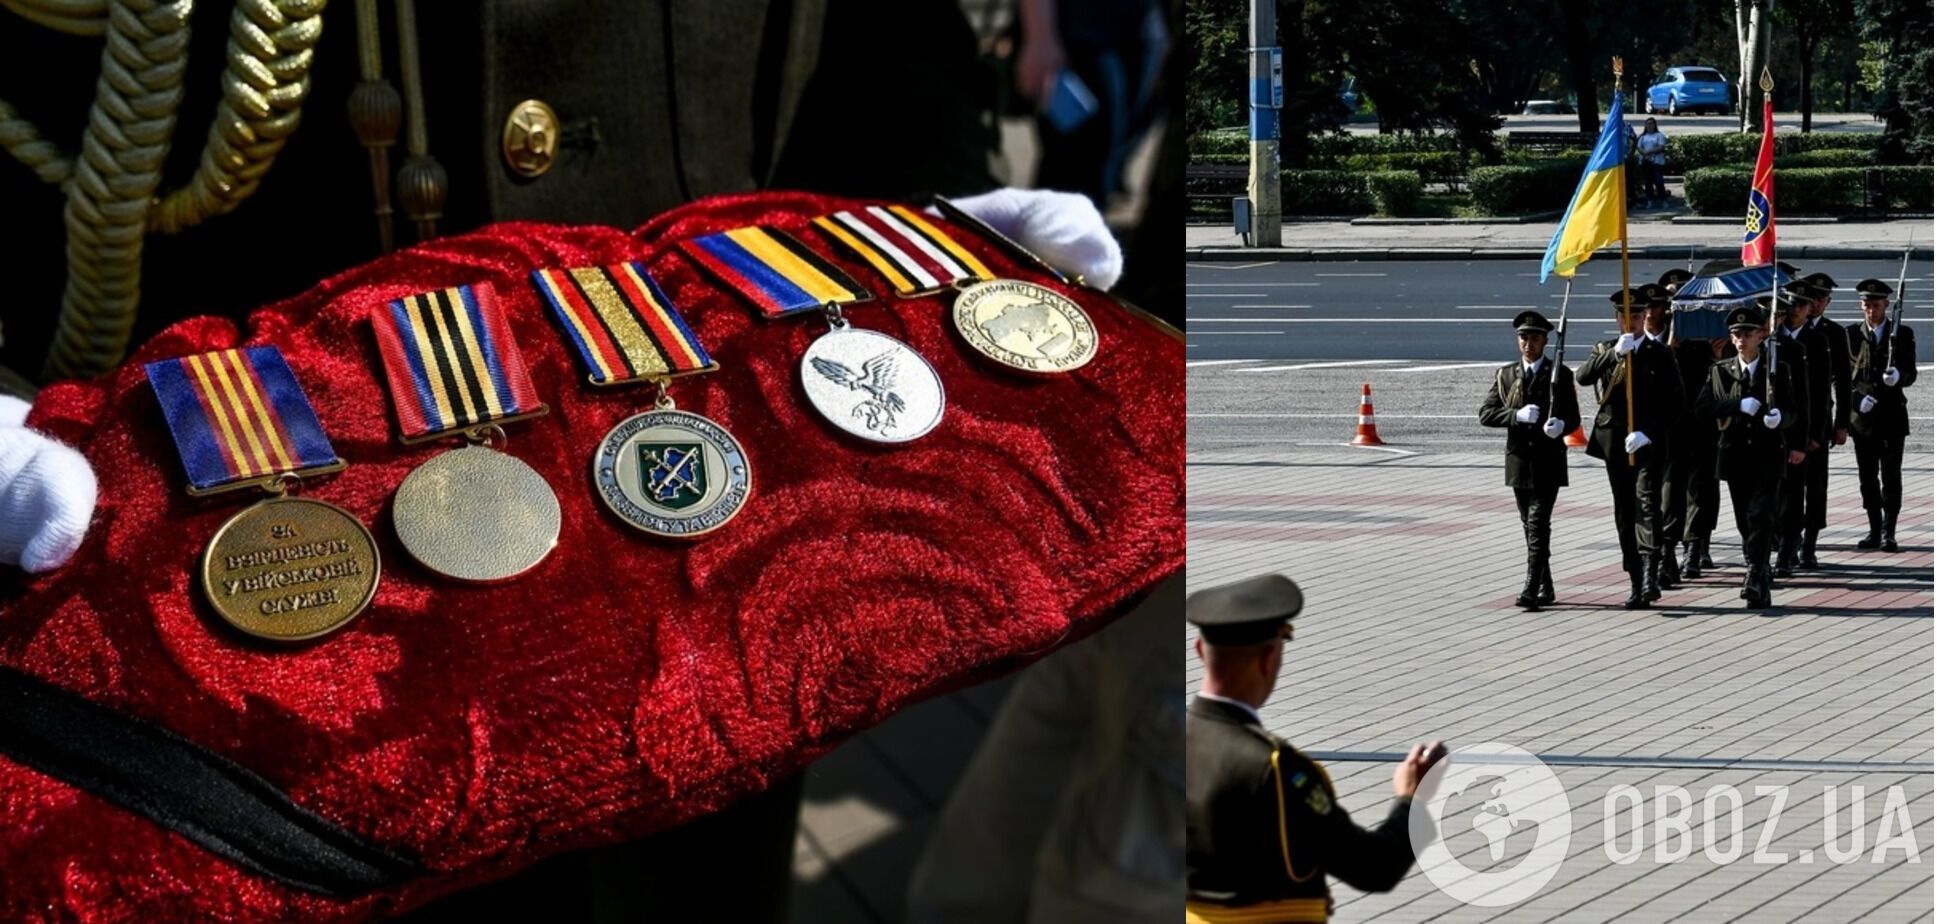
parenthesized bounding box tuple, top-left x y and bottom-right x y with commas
(1575, 342, 1615, 387)
(1553, 364, 1582, 432)
(1479, 368, 1514, 429)
(1894, 328, 1919, 390)
(1278, 747, 1415, 894)
(1828, 328, 1853, 432)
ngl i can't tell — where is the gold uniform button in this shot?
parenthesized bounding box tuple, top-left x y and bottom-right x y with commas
(502, 99, 559, 178)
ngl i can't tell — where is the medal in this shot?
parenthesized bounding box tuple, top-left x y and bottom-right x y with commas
(682, 225, 944, 442)
(145, 346, 379, 642)
(533, 261, 752, 538)
(816, 202, 1098, 374)
(372, 283, 558, 582)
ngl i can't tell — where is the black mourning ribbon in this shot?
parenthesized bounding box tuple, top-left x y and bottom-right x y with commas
(0, 665, 421, 897)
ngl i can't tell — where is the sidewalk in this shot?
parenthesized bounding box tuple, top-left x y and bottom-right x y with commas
(1187, 217, 1935, 262)
(1188, 444, 1933, 920)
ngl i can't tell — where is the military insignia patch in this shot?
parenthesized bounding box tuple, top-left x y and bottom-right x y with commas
(1307, 784, 1333, 815)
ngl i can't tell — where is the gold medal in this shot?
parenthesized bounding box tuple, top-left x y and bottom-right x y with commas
(200, 495, 381, 642)
(392, 442, 560, 582)
(951, 279, 1098, 374)
(373, 284, 558, 580)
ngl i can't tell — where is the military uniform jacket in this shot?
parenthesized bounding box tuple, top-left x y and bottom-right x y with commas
(1574, 336, 1684, 463)
(1478, 357, 1581, 489)
(1187, 697, 1413, 918)
(1811, 316, 1854, 438)
(1696, 353, 1804, 479)
(1845, 323, 1919, 440)
(1774, 325, 1833, 443)
(1671, 338, 1724, 446)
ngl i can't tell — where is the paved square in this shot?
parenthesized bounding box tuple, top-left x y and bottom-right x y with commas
(1190, 415, 1932, 920)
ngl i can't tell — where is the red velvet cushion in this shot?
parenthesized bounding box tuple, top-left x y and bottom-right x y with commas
(0, 191, 1184, 919)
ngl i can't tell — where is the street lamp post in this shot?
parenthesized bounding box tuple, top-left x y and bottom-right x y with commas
(1248, 0, 1281, 247)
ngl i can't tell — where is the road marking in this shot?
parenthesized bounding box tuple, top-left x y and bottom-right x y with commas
(1396, 362, 1507, 373)
(1235, 360, 1410, 373)
(1190, 413, 1477, 418)
(1192, 318, 1490, 323)
(1187, 261, 1275, 270)
(1186, 359, 1257, 367)
(1187, 282, 1321, 287)
(1315, 272, 1388, 277)
(1186, 293, 1266, 298)
(1186, 332, 1285, 336)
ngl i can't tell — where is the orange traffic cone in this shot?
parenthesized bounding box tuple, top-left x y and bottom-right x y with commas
(1351, 383, 1386, 446)
(1565, 425, 1588, 448)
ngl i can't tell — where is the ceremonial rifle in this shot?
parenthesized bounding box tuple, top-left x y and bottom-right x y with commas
(1546, 280, 1572, 421)
(1887, 233, 1912, 344)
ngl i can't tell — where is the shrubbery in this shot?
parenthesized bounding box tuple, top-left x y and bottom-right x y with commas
(1466, 160, 1584, 215)
(1364, 171, 1422, 216)
(1279, 170, 1374, 214)
(1684, 166, 1933, 215)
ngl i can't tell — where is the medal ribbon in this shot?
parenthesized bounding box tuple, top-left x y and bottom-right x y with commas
(372, 282, 544, 439)
(813, 205, 995, 295)
(678, 226, 871, 318)
(145, 346, 338, 491)
(532, 261, 715, 385)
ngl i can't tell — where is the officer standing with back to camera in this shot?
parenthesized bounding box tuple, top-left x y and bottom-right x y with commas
(1770, 283, 1827, 577)
(1638, 282, 1687, 591)
(1478, 310, 1580, 611)
(1796, 272, 1852, 568)
(1577, 287, 1685, 609)
(1187, 575, 1445, 923)
(1658, 268, 1727, 579)
(1846, 278, 1919, 552)
(1697, 304, 1803, 609)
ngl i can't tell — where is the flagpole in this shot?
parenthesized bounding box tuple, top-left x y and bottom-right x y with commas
(1613, 57, 1635, 465)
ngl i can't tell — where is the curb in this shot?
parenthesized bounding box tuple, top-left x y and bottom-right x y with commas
(1187, 246, 1936, 262)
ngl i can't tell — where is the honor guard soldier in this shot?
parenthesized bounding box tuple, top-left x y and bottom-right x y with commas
(1638, 283, 1687, 590)
(1796, 273, 1853, 568)
(1479, 311, 1581, 610)
(1846, 278, 1920, 551)
(1660, 270, 1726, 578)
(1187, 576, 1445, 923)
(1577, 287, 1686, 609)
(1697, 306, 1803, 609)
(1772, 282, 1834, 574)
(1763, 291, 1814, 577)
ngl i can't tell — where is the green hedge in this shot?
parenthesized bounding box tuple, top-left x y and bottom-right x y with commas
(1365, 171, 1422, 216)
(1279, 170, 1374, 214)
(1190, 131, 1249, 156)
(1684, 166, 1934, 215)
(1467, 160, 1583, 215)
(1668, 132, 1877, 172)
(1342, 152, 1471, 185)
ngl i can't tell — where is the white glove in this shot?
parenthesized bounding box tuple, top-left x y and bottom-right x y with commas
(942, 188, 1123, 289)
(1883, 367, 1901, 386)
(1515, 404, 1541, 424)
(1739, 397, 1762, 416)
(1543, 417, 1566, 439)
(0, 395, 97, 573)
(1859, 395, 1878, 414)
(1762, 408, 1783, 429)
(1613, 333, 1638, 356)
(1623, 431, 1651, 454)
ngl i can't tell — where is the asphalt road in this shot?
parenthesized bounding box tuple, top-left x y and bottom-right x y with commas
(1187, 260, 1935, 453)
(1187, 259, 1936, 363)
(1342, 111, 1886, 136)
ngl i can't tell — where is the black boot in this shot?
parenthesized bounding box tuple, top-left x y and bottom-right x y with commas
(1699, 535, 1715, 569)
(1883, 513, 1900, 553)
(1681, 540, 1702, 579)
(1538, 566, 1556, 605)
(1774, 536, 1797, 579)
(1740, 566, 1757, 600)
(1799, 531, 1820, 570)
(1624, 568, 1650, 609)
(1517, 561, 1543, 610)
(1746, 564, 1771, 609)
(1857, 509, 1883, 550)
(1643, 551, 1663, 603)
(1658, 542, 1681, 588)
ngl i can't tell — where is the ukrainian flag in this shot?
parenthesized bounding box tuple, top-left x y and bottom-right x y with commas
(1539, 88, 1630, 280)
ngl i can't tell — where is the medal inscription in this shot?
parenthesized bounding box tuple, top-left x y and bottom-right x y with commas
(951, 280, 1098, 373)
(201, 497, 380, 641)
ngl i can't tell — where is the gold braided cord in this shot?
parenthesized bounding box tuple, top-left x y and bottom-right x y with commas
(0, 97, 77, 186)
(45, 0, 193, 381)
(0, 0, 108, 36)
(148, 0, 325, 234)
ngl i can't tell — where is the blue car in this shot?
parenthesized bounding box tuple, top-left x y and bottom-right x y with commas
(1648, 67, 1735, 116)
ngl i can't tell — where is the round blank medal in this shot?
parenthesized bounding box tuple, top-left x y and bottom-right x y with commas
(393, 444, 561, 582)
(800, 327, 944, 443)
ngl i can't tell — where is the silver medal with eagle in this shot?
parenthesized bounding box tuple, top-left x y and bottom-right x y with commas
(801, 326, 944, 443)
(593, 409, 751, 538)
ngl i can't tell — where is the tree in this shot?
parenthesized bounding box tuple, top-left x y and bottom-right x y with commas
(1733, 0, 1777, 131)
(1185, 0, 1250, 134)
(1854, 0, 1933, 162)
(1775, 0, 1854, 131)
(1309, 0, 1504, 152)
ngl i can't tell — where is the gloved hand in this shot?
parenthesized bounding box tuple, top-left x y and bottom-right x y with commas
(1859, 395, 1878, 414)
(1623, 431, 1651, 454)
(0, 395, 97, 573)
(1543, 417, 1566, 439)
(1883, 367, 1901, 387)
(1739, 396, 1762, 416)
(1515, 404, 1541, 424)
(1614, 333, 1639, 356)
(943, 188, 1123, 289)
(1763, 408, 1783, 430)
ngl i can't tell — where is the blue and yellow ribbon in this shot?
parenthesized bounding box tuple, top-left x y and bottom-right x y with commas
(679, 226, 870, 318)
